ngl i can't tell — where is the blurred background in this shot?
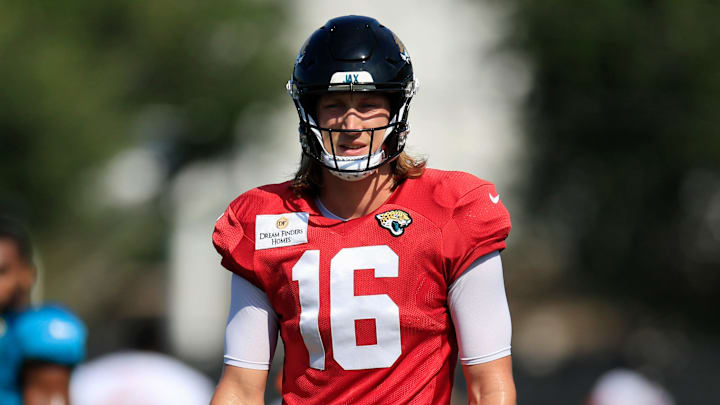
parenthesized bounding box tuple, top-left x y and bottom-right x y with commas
(1, 0, 719, 403)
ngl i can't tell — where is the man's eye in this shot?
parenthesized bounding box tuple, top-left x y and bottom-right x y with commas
(362, 102, 386, 111)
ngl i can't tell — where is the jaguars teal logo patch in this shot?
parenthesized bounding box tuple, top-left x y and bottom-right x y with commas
(375, 209, 412, 237)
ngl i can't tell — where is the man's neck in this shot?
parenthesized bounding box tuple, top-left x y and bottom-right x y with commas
(319, 166, 394, 220)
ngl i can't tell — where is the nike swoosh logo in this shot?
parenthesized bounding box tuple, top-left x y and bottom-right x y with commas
(489, 193, 500, 204)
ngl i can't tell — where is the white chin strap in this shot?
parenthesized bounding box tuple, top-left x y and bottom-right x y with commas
(321, 148, 386, 181)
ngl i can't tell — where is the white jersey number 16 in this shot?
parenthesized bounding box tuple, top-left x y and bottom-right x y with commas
(291, 245, 401, 371)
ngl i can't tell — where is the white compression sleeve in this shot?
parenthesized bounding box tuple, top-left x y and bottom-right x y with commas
(448, 251, 512, 365)
(224, 274, 279, 370)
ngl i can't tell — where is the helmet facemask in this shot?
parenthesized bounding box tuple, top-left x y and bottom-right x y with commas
(288, 81, 417, 181)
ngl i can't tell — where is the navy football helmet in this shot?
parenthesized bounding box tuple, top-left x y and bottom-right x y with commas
(287, 15, 418, 181)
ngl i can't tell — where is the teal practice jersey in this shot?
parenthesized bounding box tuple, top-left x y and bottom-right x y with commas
(0, 305, 86, 405)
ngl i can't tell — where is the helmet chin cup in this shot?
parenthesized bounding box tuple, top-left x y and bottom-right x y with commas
(329, 168, 377, 182)
(322, 148, 386, 182)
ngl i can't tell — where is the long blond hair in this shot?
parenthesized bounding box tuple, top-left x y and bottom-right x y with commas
(291, 151, 426, 197)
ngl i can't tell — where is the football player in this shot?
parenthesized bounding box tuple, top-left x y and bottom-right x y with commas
(0, 217, 86, 405)
(211, 15, 516, 405)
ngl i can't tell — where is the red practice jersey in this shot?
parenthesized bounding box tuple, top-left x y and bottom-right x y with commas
(213, 168, 511, 404)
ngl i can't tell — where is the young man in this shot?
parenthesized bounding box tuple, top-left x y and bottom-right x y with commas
(0, 217, 86, 405)
(212, 15, 516, 404)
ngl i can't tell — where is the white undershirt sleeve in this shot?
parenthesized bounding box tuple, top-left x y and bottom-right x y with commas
(224, 274, 279, 370)
(448, 251, 512, 365)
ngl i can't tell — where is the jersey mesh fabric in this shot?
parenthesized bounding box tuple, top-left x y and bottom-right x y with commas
(213, 169, 511, 405)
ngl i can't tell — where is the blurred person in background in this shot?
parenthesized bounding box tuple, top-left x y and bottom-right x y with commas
(70, 350, 214, 405)
(211, 15, 515, 405)
(586, 368, 675, 405)
(0, 216, 86, 405)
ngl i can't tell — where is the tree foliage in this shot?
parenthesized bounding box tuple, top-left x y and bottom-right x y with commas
(0, 0, 288, 226)
(507, 0, 720, 330)
(0, 2, 289, 314)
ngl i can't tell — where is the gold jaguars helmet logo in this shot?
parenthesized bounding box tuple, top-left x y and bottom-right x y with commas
(375, 209, 412, 237)
(392, 32, 411, 64)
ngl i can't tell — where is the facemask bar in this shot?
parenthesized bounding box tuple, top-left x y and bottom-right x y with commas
(287, 80, 417, 99)
(322, 127, 379, 171)
(303, 120, 404, 170)
(367, 128, 375, 170)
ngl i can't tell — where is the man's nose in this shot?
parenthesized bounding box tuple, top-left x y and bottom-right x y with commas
(341, 109, 363, 133)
